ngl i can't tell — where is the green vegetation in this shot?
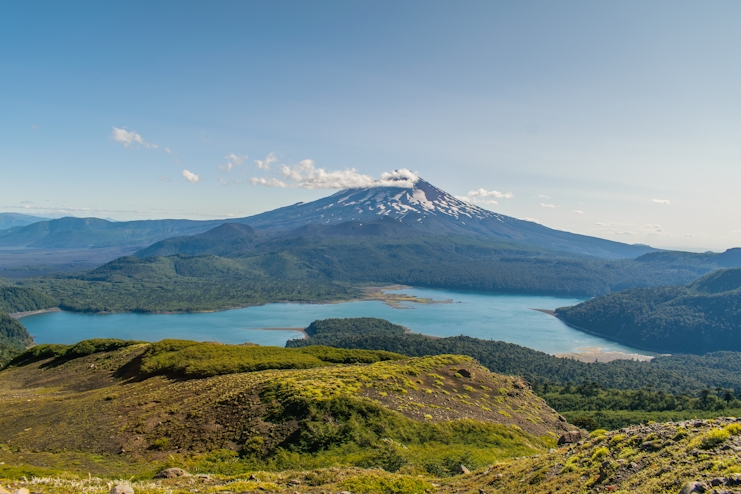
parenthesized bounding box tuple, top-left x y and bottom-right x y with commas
(0, 286, 58, 313)
(538, 381, 741, 430)
(137, 340, 404, 378)
(0, 312, 33, 365)
(557, 267, 741, 354)
(16, 235, 741, 314)
(306, 317, 406, 337)
(0, 339, 566, 489)
(21, 255, 357, 313)
(289, 331, 741, 395)
(290, 318, 741, 430)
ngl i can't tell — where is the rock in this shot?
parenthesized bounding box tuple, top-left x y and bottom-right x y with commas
(459, 464, 471, 475)
(14, 489, 30, 494)
(0, 487, 9, 494)
(640, 440, 662, 451)
(679, 481, 707, 494)
(727, 475, 741, 486)
(154, 467, 190, 479)
(710, 478, 725, 486)
(288, 479, 301, 485)
(109, 486, 134, 494)
(557, 431, 585, 445)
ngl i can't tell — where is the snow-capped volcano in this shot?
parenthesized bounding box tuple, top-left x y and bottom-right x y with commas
(244, 177, 504, 228)
(305, 178, 501, 223)
(239, 177, 655, 258)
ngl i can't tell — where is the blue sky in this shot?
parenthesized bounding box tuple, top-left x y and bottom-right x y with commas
(1, 1, 740, 250)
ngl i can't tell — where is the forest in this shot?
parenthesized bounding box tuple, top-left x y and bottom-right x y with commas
(13, 235, 740, 314)
(288, 318, 741, 429)
(557, 267, 741, 354)
(0, 286, 55, 365)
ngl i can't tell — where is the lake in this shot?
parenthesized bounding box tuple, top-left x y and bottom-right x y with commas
(20, 287, 650, 356)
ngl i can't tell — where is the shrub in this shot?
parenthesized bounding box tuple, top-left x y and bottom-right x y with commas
(139, 342, 404, 378)
(701, 428, 731, 450)
(338, 473, 433, 494)
(149, 437, 170, 451)
(63, 338, 143, 358)
(5, 343, 69, 367)
(591, 447, 610, 461)
(609, 434, 627, 446)
(725, 423, 741, 436)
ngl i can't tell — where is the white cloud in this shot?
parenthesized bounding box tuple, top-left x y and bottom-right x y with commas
(250, 159, 419, 190)
(538, 194, 550, 199)
(457, 188, 513, 205)
(573, 210, 585, 214)
(255, 153, 277, 170)
(165, 147, 175, 155)
(110, 127, 157, 149)
(181, 170, 200, 183)
(593, 222, 668, 237)
(220, 154, 249, 172)
(159, 175, 171, 182)
(539, 203, 556, 208)
(250, 177, 288, 187)
(218, 178, 229, 186)
(652, 199, 671, 205)
(225, 153, 247, 165)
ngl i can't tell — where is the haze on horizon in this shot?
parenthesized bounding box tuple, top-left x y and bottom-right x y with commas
(1, 1, 740, 251)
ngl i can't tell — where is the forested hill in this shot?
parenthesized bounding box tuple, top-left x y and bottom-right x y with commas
(556, 268, 741, 354)
(0, 312, 33, 365)
(18, 235, 741, 313)
(286, 319, 741, 395)
(0, 286, 55, 365)
(0, 286, 58, 314)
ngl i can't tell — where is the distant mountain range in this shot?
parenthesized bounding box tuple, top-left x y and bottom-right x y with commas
(0, 216, 223, 249)
(0, 213, 47, 230)
(1, 178, 658, 259)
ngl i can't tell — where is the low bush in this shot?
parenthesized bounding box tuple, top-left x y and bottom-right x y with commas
(139, 341, 404, 378)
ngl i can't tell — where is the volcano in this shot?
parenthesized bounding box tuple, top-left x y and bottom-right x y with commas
(239, 177, 655, 259)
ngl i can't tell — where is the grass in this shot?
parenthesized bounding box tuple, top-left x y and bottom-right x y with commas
(0, 340, 565, 485)
(138, 339, 405, 378)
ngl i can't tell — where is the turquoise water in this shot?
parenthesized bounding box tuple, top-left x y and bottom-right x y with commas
(20, 288, 648, 355)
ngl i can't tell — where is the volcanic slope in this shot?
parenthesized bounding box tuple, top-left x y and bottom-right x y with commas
(239, 177, 655, 259)
(0, 339, 571, 478)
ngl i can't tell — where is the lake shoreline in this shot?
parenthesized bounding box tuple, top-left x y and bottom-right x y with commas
(252, 327, 308, 339)
(531, 308, 659, 361)
(10, 308, 62, 319)
(20, 289, 634, 356)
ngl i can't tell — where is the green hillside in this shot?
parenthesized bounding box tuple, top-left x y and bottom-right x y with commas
(0, 286, 58, 313)
(289, 318, 741, 430)
(556, 267, 741, 354)
(0, 339, 569, 483)
(22, 255, 357, 313)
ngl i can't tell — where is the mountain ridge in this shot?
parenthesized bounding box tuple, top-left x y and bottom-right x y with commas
(0, 177, 657, 259)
